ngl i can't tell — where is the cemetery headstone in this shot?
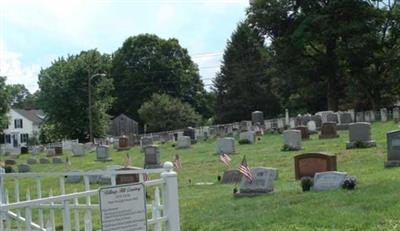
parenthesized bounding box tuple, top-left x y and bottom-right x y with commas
(96, 145, 112, 161)
(118, 135, 129, 150)
(346, 122, 376, 149)
(393, 107, 400, 122)
(144, 145, 161, 169)
(326, 113, 339, 123)
(116, 167, 141, 185)
(384, 130, 400, 167)
(282, 130, 302, 151)
(251, 111, 264, 125)
(55, 146, 63, 156)
(216, 137, 235, 155)
(176, 136, 191, 149)
(140, 137, 153, 148)
(294, 152, 337, 180)
(71, 143, 85, 157)
(27, 158, 37, 165)
(17, 164, 31, 173)
(20, 146, 28, 154)
(307, 121, 317, 134)
(356, 112, 365, 122)
(235, 167, 274, 197)
(311, 115, 322, 128)
(295, 126, 309, 140)
(221, 170, 242, 184)
(39, 158, 50, 164)
(183, 127, 196, 141)
(313, 171, 348, 191)
(52, 157, 64, 164)
(381, 108, 388, 122)
(319, 122, 339, 139)
(317, 111, 334, 123)
(46, 149, 55, 157)
(239, 131, 256, 144)
(5, 159, 16, 165)
(65, 171, 83, 183)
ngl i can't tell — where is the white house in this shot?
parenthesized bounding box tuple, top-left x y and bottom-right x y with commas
(1, 108, 44, 150)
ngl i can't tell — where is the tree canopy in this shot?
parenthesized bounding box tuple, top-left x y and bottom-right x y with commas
(111, 34, 210, 123)
(138, 93, 201, 132)
(0, 76, 10, 131)
(38, 50, 114, 142)
(6, 84, 39, 109)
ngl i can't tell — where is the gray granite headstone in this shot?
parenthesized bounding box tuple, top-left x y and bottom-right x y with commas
(96, 145, 112, 161)
(140, 137, 153, 148)
(393, 107, 400, 122)
(144, 145, 161, 169)
(346, 122, 376, 149)
(27, 158, 38, 165)
(310, 115, 322, 128)
(176, 136, 191, 149)
(71, 143, 85, 157)
(216, 138, 235, 155)
(283, 130, 302, 151)
(251, 111, 264, 125)
(17, 164, 31, 173)
(385, 130, 400, 167)
(221, 170, 242, 184)
(313, 171, 347, 191)
(236, 167, 274, 196)
(381, 108, 388, 122)
(239, 131, 256, 144)
(307, 121, 317, 134)
(326, 113, 339, 123)
(52, 157, 64, 164)
(39, 158, 50, 164)
(65, 171, 83, 183)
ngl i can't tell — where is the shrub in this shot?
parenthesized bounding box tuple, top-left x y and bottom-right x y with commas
(342, 176, 357, 190)
(300, 177, 313, 191)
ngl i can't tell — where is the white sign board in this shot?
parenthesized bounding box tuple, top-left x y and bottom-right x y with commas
(99, 183, 147, 231)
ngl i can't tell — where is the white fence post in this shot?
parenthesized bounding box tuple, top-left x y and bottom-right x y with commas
(161, 162, 180, 231)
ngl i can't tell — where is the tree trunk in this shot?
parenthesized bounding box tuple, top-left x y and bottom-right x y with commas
(325, 39, 339, 111)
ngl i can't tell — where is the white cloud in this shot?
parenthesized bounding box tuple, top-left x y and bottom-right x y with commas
(0, 41, 40, 92)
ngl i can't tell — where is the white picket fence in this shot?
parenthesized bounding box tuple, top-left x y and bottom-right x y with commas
(0, 162, 180, 231)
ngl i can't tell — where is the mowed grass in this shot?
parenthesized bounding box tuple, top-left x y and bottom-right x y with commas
(3, 122, 400, 230)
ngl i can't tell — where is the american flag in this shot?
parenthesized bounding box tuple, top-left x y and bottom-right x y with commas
(219, 153, 231, 167)
(65, 156, 72, 170)
(123, 153, 132, 167)
(174, 154, 182, 169)
(238, 155, 254, 182)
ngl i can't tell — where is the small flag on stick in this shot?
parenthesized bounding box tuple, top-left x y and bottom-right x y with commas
(238, 155, 254, 182)
(174, 154, 182, 169)
(219, 153, 231, 167)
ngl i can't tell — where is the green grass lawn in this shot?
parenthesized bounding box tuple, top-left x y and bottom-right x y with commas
(2, 122, 400, 230)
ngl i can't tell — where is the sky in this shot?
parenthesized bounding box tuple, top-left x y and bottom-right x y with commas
(0, 0, 249, 93)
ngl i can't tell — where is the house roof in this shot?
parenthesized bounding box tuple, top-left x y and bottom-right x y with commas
(112, 113, 138, 124)
(13, 108, 45, 124)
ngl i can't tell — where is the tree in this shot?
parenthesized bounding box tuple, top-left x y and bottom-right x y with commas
(0, 76, 10, 131)
(248, 0, 381, 111)
(111, 34, 209, 123)
(6, 84, 39, 109)
(38, 50, 114, 142)
(213, 22, 281, 123)
(138, 94, 201, 132)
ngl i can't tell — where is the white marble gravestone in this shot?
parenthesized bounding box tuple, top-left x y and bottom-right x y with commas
(72, 143, 85, 157)
(307, 121, 317, 134)
(313, 171, 347, 191)
(283, 130, 302, 151)
(239, 131, 256, 144)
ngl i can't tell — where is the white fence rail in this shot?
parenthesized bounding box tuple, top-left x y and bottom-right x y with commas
(0, 162, 180, 231)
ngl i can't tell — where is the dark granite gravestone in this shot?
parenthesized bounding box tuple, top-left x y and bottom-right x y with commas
(39, 158, 50, 164)
(183, 127, 196, 141)
(295, 126, 309, 140)
(235, 167, 274, 197)
(55, 147, 63, 156)
(144, 145, 161, 169)
(319, 122, 339, 139)
(294, 152, 337, 180)
(346, 122, 376, 149)
(17, 164, 31, 173)
(221, 170, 242, 184)
(116, 167, 141, 185)
(27, 158, 37, 165)
(251, 111, 264, 125)
(326, 113, 339, 123)
(385, 130, 400, 167)
(20, 146, 28, 154)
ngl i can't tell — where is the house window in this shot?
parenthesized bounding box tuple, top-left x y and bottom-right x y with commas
(14, 119, 23, 128)
(5, 134, 11, 144)
(20, 134, 29, 143)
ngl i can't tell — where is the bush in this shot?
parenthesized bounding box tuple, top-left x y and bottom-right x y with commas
(4, 165, 14, 173)
(239, 139, 251, 145)
(139, 94, 202, 132)
(300, 177, 313, 191)
(342, 176, 357, 190)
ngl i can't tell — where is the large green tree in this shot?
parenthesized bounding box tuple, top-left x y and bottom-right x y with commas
(0, 76, 10, 131)
(111, 34, 210, 123)
(38, 50, 114, 142)
(6, 84, 39, 109)
(214, 22, 281, 123)
(248, 0, 382, 111)
(138, 93, 201, 132)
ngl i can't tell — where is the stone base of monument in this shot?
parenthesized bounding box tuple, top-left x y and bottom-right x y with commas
(346, 140, 376, 149)
(117, 147, 130, 151)
(319, 134, 339, 139)
(337, 124, 350, 130)
(384, 160, 400, 168)
(234, 190, 273, 197)
(144, 164, 162, 169)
